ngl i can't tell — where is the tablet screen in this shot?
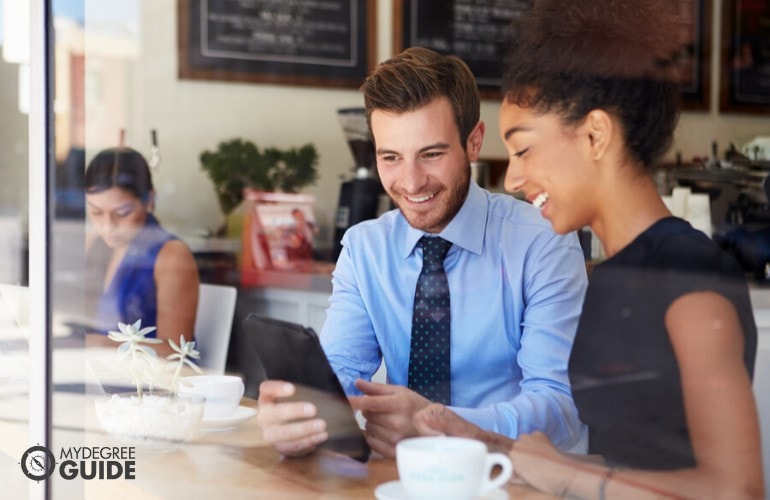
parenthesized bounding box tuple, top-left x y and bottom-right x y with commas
(242, 314, 371, 462)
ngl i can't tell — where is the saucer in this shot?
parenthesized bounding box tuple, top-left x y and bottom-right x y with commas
(199, 406, 257, 432)
(374, 480, 508, 500)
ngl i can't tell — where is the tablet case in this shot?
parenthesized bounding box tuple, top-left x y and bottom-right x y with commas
(241, 314, 371, 462)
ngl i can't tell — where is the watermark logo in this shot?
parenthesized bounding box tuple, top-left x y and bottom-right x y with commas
(20, 445, 56, 482)
(19, 445, 136, 481)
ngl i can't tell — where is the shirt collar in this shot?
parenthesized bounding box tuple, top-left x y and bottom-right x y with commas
(402, 181, 487, 258)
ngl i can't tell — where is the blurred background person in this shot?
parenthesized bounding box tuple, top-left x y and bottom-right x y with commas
(84, 147, 199, 356)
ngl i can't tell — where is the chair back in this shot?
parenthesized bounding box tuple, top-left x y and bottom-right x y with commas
(194, 283, 237, 374)
(0, 284, 29, 327)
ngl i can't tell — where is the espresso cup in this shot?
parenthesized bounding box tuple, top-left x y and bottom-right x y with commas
(396, 436, 513, 499)
(179, 375, 244, 419)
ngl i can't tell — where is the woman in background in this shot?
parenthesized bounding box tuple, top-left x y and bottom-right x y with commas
(413, 0, 763, 498)
(85, 147, 199, 356)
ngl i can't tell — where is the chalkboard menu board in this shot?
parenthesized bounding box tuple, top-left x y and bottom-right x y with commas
(395, 0, 710, 108)
(393, 0, 532, 98)
(178, 0, 376, 89)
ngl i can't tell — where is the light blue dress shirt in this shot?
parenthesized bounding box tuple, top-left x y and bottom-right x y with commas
(321, 182, 587, 448)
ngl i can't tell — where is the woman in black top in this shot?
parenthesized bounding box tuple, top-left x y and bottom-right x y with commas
(413, 0, 763, 497)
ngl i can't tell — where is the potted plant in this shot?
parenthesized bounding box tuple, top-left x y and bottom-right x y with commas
(93, 320, 206, 444)
(199, 138, 319, 220)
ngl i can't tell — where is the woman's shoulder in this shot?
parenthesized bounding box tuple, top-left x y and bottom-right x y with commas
(156, 238, 195, 262)
(154, 239, 198, 280)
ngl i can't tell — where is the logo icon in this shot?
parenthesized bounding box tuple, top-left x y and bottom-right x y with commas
(20, 445, 56, 482)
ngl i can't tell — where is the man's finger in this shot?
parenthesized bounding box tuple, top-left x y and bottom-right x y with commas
(257, 400, 317, 426)
(354, 379, 395, 396)
(349, 394, 398, 414)
(364, 431, 396, 459)
(258, 380, 296, 404)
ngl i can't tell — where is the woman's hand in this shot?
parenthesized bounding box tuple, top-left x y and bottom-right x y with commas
(509, 431, 579, 496)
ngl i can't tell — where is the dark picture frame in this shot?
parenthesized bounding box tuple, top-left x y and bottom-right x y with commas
(177, 0, 377, 89)
(719, 0, 770, 114)
(393, 0, 531, 100)
(393, 0, 711, 109)
(678, 0, 712, 111)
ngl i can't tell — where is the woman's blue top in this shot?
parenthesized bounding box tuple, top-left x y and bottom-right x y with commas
(87, 214, 176, 336)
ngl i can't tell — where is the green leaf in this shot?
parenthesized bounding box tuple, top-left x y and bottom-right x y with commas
(200, 138, 319, 213)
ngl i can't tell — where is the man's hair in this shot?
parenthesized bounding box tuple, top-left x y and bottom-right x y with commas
(360, 47, 480, 147)
(502, 0, 687, 168)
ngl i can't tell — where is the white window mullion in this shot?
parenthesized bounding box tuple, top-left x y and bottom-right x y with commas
(28, 1, 51, 499)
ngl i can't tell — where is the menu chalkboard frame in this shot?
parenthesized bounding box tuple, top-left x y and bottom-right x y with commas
(393, 0, 712, 110)
(392, 0, 524, 100)
(177, 0, 377, 89)
(719, 0, 770, 114)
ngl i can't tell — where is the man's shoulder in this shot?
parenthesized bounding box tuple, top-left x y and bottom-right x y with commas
(485, 191, 559, 234)
(342, 209, 402, 244)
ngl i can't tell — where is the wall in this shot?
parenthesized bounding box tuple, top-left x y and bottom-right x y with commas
(0, 57, 29, 285)
(117, 0, 770, 249)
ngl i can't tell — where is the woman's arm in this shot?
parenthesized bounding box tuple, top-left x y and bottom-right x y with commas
(516, 291, 763, 499)
(152, 240, 200, 357)
(414, 291, 764, 499)
(649, 291, 763, 498)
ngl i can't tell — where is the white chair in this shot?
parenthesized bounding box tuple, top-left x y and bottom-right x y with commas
(0, 283, 29, 328)
(194, 283, 238, 374)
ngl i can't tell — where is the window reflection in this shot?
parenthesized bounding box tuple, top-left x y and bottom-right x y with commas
(0, 0, 31, 497)
(0, 0, 764, 497)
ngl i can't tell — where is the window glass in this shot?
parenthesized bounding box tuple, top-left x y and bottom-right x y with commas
(0, 0, 32, 496)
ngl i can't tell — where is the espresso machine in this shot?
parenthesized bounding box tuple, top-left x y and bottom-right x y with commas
(332, 108, 385, 260)
(669, 140, 770, 281)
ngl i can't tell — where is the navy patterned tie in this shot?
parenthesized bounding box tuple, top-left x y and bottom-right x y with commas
(408, 236, 452, 404)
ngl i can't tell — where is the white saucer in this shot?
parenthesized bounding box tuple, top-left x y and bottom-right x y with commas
(199, 406, 257, 432)
(374, 480, 508, 500)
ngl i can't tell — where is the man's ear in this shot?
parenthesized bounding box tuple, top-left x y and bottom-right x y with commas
(146, 191, 156, 213)
(584, 109, 613, 162)
(466, 120, 485, 161)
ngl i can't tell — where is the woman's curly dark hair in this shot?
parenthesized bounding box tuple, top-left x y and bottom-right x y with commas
(502, 0, 688, 169)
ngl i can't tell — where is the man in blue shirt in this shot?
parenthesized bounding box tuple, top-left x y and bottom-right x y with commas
(257, 47, 587, 459)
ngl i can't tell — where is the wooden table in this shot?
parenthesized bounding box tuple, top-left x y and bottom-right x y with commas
(73, 397, 550, 499)
(0, 346, 553, 498)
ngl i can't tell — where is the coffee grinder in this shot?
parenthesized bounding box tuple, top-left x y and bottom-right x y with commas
(333, 108, 385, 260)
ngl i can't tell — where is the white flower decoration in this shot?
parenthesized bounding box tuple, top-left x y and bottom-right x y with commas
(108, 319, 162, 358)
(106, 321, 203, 399)
(167, 335, 203, 393)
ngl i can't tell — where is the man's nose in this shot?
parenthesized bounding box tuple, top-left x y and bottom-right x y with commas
(401, 161, 428, 193)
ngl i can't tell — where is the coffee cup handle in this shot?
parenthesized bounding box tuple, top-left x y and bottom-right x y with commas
(480, 452, 513, 494)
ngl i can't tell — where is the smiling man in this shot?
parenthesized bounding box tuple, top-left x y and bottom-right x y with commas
(256, 47, 588, 459)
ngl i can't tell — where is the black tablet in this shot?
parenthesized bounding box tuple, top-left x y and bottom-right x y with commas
(242, 313, 371, 462)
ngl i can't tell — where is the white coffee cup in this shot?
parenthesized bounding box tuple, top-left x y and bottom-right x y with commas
(396, 436, 513, 499)
(179, 375, 244, 419)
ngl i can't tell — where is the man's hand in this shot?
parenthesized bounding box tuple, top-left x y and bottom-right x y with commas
(413, 403, 515, 454)
(256, 380, 329, 457)
(349, 379, 431, 458)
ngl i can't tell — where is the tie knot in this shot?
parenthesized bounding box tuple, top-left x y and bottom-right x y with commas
(418, 236, 452, 264)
